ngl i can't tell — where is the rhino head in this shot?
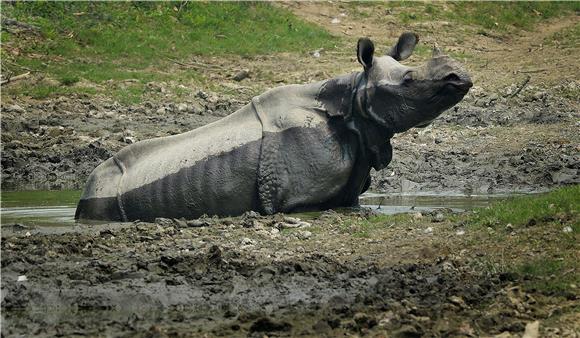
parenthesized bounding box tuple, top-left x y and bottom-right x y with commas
(356, 33, 472, 133)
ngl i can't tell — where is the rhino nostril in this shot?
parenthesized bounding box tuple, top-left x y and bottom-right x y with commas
(443, 73, 461, 82)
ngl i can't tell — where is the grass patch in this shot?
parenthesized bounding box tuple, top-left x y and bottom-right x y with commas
(451, 2, 579, 31)
(545, 22, 580, 48)
(1, 2, 336, 101)
(346, 1, 578, 32)
(1, 190, 81, 208)
(518, 257, 579, 294)
(470, 185, 580, 229)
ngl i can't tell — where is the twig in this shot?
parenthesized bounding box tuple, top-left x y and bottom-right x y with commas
(165, 56, 218, 70)
(0, 71, 31, 86)
(517, 68, 548, 74)
(511, 75, 531, 98)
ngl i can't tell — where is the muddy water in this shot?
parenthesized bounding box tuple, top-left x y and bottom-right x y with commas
(1, 190, 510, 229)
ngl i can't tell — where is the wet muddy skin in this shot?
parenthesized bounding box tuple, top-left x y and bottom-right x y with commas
(4, 208, 575, 338)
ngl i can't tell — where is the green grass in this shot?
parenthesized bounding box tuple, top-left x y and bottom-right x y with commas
(1, 2, 336, 100)
(1, 190, 82, 208)
(470, 185, 580, 230)
(518, 257, 579, 294)
(347, 1, 578, 32)
(451, 2, 579, 31)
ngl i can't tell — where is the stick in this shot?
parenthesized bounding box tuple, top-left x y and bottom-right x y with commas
(517, 68, 548, 74)
(511, 75, 530, 98)
(0, 72, 31, 86)
(165, 56, 218, 70)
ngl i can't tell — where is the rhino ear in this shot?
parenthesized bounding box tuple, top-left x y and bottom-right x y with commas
(357, 37, 375, 70)
(387, 32, 419, 61)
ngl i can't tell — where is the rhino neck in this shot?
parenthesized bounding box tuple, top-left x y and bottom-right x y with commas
(317, 72, 394, 171)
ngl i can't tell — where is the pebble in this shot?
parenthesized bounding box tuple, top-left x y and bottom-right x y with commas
(17, 275, 27, 282)
(297, 230, 312, 240)
(456, 229, 465, 236)
(187, 219, 210, 227)
(433, 212, 445, 222)
(505, 223, 514, 231)
(424, 227, 433, 234)
(176, 103, 189, 113)
(562, 226, 572, 233)
(232, 69, 250, 82)
(241, 237, 256, 246)
(522, 320, 540, 338)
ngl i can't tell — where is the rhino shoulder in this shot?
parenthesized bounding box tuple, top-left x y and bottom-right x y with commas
(252, 83, 328, 133)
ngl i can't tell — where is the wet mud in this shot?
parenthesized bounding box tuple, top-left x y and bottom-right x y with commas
(3, 210, 578, 337)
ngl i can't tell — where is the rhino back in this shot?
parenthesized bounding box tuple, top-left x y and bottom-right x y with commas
(77, 104, 263, 221)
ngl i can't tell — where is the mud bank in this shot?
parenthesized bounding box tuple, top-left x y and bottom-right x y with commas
(2, 210, 578, 337)
(2, 82, 578, 194)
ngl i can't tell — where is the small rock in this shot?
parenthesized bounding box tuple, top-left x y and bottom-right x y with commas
(17, 275, 27, 282)
(121, 136, 136, 144)
(424, 227, 433, 234)
(241, 237, 256, 246)
(243, 210, 260, 219)
(283, 217, 300, 224)
(196, 90, 208, 99)
(433, 212, 445, 222)
(233, 69, 250, 82)
(311, 48, 323, 58)
(187, 219, 210, 227)
(377, 311, 396, 327)
(155, 218, 174, 227)
(25, 231, 31, 237)
(532, 91, 546, 101)
(176, 103, 189, 113)
(172, 218, 187, 228)
(411, 212, 423, 220)
(522, 320, 539, 338)
(456, 229, 465, 236)
(297, 230, 312, 240)
(562, 226, 572, 233)
(505, 223, 514, 231)
(331, 18, 341, 24)
(448, 295, 466, 308)
(156, 107, 166, 115)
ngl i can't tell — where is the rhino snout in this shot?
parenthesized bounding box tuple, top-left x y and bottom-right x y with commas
(442, 72, 472, 92)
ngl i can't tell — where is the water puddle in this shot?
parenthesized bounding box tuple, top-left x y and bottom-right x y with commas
(359, 192, 511, 215)
(1, 190, 513, 230)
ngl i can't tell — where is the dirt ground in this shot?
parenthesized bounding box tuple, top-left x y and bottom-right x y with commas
(1, 2, 579, 337)
(2, 208, 579, 337)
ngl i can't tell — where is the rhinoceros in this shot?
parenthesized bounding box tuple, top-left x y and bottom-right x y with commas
(75, 33, 472, 222)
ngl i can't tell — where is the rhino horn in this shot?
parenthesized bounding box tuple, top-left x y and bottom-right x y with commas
(432, 44, 444, 57)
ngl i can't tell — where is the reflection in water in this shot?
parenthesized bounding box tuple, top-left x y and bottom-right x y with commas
(1, 206, 77, 227)
(0, 191, 512, 228)
(359, 192, 508, 215)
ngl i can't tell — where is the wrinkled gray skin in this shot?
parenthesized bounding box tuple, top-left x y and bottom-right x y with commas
(76, 33, 472, 222)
